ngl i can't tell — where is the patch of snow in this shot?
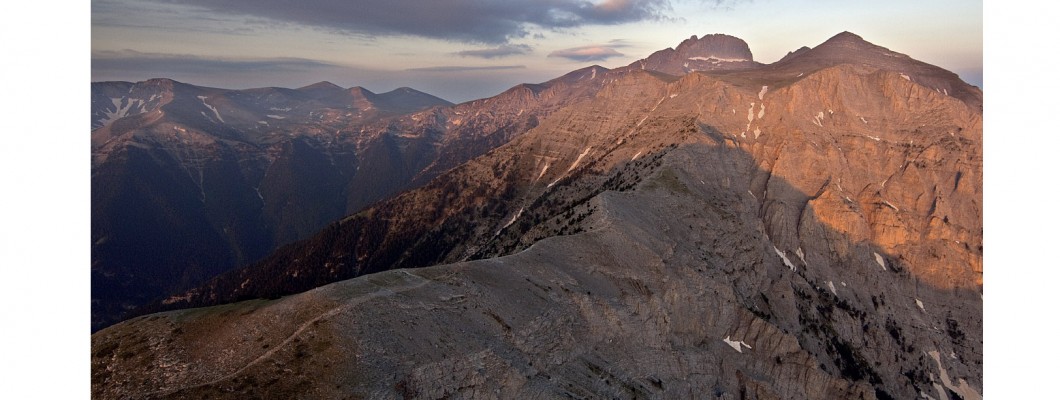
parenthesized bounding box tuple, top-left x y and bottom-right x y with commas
(797, 72, 804, 77)
(747, 103, 755, 123)
(740, 131, 746, 138)
(591, 67, 597, 80)
(758, 86, 768, 100)
(197, 96, 224, 123)
(900, 73, 911, 81)
(258, 121, 268, 125)
(732, 109, 736, 114)
(499, 207, 524, 231)
(536, 163, 550, 180)
(795, 247, 807, 265)
(774, 246, 796, 271)
(632, 151, 642, 161)
(916, 299, 925, 311)
(689, 56, 748, 62)
(670, 94, 678, 98)
(874, 252, 887, 270)
(722, 336, 752, 353)
(865, 135, 881, 141)
(566, 147, 592, 173)
(943, 88, 948, 96)
(757, 103, 766, 119)
(883, 200, 898, 211)
(841, 281, 847, 287)
(269, 107, 292, 112)
(747, 190, 757, 200)
(928, 350, 982, 400)
(753, 127, 761, 139)
(812, 111, 825, 127)
(266, 114, 286, 119)
(827, 281, 837, 295)
(860, 116, 868, 124)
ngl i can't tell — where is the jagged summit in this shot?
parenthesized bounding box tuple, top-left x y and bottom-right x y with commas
(622, 33, 759, 75)
(674, 33, 754, 61)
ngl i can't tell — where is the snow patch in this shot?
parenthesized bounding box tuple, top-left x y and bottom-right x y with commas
(747, 103, 755, 123)
(900, 73, 911, 81)
(812, 111, 825, 127)
(566, 147, 592, 173)
(758, 85, 768, 100)
(747, 190, 757, 200)
(266, 114, 286, 119)
(859, 116, 868, 124)
(757, 103, 766, 119)
(827, 281, 837, 295)
(536, 163, 550, 180)
(632, 151, 643, 161)
(722, 336, 752, 353)
(916, 299, 925, 311)
(689, 56, 749, 62)
(882, 200, 898, 211)
(197, 96, 224, 123)
(928, 350, 982, 400)
(874, 252, 887, 270)
(795, 247, 807, 265)
(499, 207, 524, 231)
(590, 67, 597, 80)
(774, 246, 796, 271)
(753, 127, 761, 139)
(669, 94, 678, 98)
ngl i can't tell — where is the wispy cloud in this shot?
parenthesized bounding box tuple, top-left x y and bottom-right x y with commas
(456, 44, 533, 59)
(92, 50, 338, 73)
(548, 45, 625, 62)
(406, 65, 527, 73)
(144, 0, 674, 43)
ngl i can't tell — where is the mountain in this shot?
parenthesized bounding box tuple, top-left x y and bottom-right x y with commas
(91, 68, 616, 331)
(93, 32, 982, 399)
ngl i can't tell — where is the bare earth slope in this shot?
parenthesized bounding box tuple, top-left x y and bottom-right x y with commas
(93, 32, 981, 399)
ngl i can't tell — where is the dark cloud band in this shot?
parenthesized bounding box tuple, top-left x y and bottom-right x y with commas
(152, 0, 671, 43)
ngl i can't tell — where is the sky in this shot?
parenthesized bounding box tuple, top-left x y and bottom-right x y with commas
(92, 0, 983, 103)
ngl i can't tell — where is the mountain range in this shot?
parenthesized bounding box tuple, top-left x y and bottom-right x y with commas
(92, 31, 982, 400)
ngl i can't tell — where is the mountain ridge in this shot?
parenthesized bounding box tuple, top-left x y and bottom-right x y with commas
(93, 31, 982, 399)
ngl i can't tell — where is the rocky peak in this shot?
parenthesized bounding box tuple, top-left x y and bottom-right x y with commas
(673, 33, 754, 62)
(624, 33, 759, 76)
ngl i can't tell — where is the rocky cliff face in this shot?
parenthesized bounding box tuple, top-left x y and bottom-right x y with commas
(92, 32, 981, 399)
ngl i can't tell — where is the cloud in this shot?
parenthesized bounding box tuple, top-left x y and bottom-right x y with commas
(92, 50, 338, 74)
(548, 45, 625, 62)
(405, 65, 527, 73)
(148, 0, 672, 43)
(456, 44, 533, 59)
